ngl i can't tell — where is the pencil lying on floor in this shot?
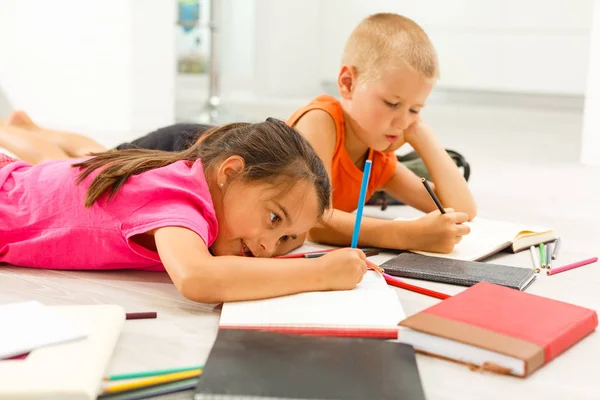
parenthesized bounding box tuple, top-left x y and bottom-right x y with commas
(125, 312, 157, 320)
(105, 365, 203, 381)
(101, 369, 202, 394)
(381, 271, 451, 300)
(276, 248, 380, 259)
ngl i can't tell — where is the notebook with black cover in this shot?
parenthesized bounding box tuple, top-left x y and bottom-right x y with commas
(194, 329, 425, 400)
(381, 252, 536, 291)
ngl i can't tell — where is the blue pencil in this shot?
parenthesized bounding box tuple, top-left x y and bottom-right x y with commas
(351, 160, 373, 248)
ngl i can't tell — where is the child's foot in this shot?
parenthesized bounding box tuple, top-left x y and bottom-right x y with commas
(7, 110, 38, 129)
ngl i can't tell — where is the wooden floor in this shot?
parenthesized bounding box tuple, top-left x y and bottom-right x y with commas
(2, 103, 600, 399)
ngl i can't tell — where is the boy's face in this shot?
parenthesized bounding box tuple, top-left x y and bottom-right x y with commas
(341, 63, 434, 152)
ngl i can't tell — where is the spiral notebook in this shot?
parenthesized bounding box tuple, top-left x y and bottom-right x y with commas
(219, 271, 405, 339)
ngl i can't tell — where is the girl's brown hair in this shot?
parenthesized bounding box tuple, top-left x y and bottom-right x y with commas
(73, 119, 331, 216)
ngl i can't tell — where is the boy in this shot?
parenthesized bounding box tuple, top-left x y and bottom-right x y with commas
(288, 13, 476, 253)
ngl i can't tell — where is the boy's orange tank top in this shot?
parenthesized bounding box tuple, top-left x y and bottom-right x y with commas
(287, 94, 397, 212)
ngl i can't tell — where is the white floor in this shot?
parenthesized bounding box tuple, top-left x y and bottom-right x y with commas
(2, 99, 600, 399)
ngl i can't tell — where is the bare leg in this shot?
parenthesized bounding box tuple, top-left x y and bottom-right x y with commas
(7, 110, 108, 158)
(0, 124, 71, 164)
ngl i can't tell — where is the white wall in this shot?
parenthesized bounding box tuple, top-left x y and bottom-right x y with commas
(0, 0, 175, 147)
(219, 0, 594, 100)
(581, 0, 600, 166)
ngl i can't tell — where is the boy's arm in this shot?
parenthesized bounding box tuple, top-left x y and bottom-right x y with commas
(293, 110, 412, 249)
(384, 120, 477, 220)
(293, 110, 469, 253)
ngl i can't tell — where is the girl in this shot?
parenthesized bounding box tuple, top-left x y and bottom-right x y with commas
(0, 119, 368, 303)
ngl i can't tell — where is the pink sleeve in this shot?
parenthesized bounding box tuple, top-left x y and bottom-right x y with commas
(121, 198, 217, 248)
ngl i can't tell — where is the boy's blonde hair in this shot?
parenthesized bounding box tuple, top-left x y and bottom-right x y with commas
(342, 13, 439, 83)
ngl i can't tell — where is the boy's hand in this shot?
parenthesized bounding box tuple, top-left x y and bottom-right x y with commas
(317, 248, 368, 290)
(403, 118, 434, 146)
(401, 209, 471, 253)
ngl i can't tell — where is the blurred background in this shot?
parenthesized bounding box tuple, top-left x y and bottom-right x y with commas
(0, 0, 599, 170)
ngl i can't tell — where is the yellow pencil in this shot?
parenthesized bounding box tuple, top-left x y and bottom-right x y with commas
(102, 369, 202, 394)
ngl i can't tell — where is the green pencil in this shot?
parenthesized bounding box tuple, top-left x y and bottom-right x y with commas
(104, 365, 204, 381)
(539, 243, 546, 268)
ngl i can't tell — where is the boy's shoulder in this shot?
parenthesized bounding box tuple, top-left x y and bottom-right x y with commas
(288, 94, 343, 134)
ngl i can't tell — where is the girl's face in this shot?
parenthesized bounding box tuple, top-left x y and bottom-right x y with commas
(209, 158, 322, 258)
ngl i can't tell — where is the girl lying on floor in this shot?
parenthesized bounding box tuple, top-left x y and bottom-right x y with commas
(0, 119, 369, 303)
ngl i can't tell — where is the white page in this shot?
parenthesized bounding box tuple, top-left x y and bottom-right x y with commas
(0, 301, 87, 359)
(220, 271, 405, 328)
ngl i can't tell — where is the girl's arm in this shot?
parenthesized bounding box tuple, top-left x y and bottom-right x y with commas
(153, 227, 367, 303)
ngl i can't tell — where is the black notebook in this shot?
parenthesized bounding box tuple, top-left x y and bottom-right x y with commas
(381, 252, 536, 291)
(194, 329, 426, 400)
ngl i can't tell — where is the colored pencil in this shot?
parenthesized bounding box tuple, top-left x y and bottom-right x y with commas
(102, 369, 201, 394)
(125, 312, 157, 320)
(421, 178, 445, 214)
(530, 245, 540, 273)
(366, 259, 384, 274)
(104, 365, 203, 381)
(546, 242, 553, 269)
(539, 243, 547, 268)
(351, 160, 372, 248)
(97, 377, 199, 400)
(547, 257, 598, 276)
(552, 237, 561, 260)
(382, 272, 451, 300)
(275, 248, 338, 259)
(276, 248, 380, 259)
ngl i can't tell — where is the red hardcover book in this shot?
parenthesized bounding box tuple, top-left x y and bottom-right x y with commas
(219, 271, 404, 339)
(398, 282, 597, 377)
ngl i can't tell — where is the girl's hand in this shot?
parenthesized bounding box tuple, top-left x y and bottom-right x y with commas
(317, 248, 368, 290)
(402, 209, 471, 253)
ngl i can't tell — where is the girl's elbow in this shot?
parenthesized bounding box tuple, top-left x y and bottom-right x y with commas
(176, 272, 226, 304)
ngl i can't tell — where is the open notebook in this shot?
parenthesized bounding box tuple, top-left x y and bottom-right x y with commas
(0, 301, 88, 360)
(219, 271, 405, 339)
(396, 216, 556, 261)
(0, 304, 124, 400)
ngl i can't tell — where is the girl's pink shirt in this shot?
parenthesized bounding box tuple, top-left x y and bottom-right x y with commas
(0, 158, 218, 271)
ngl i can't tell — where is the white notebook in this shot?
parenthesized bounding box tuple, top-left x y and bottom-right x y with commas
(0, 301, 88, 360)
(0, 304, 125, 400)
(219, 271, 405, 338)
(396, 216, 556, 261)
